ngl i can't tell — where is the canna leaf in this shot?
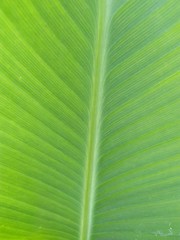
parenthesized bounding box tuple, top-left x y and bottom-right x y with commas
(0, 0, 179, 239)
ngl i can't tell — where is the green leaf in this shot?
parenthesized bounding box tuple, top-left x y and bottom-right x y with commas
(0, 0, 179, 239)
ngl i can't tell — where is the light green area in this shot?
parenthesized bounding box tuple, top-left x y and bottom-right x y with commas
(0, 0, 180, 239)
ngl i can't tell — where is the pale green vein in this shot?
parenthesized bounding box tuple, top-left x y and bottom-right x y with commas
(80, 1, 112, 240)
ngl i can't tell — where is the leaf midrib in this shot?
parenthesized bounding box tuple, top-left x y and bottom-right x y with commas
(79, 1, 112, 240)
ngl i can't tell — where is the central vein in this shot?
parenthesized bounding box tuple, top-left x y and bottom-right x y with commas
(80, 1, 112, 240)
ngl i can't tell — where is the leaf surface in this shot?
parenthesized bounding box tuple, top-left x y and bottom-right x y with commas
(0, 0, 180, 239)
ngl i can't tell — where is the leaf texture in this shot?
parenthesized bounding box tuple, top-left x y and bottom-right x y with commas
(0, 0, 180, 239)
